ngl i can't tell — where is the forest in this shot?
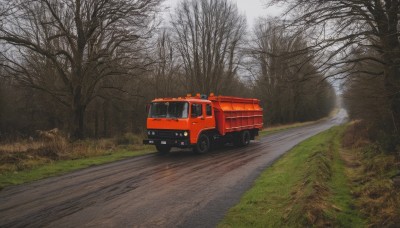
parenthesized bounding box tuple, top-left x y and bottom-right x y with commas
(1, 1, 399, 226)
(0, 0, 399, 151)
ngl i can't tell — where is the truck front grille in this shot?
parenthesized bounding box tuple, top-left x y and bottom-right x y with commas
(157, 130, 175, 138)
(148, 130, 187, 139)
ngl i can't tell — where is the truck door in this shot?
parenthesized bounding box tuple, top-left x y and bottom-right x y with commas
(204, 103, 216, 129)
(190, 103, 204, 144)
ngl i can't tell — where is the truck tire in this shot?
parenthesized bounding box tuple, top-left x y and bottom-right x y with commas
(234, 130, 250, 147)
(156, 145, 171, 154)
(194, 134, 210, 154)
(241, 130, 251, 146)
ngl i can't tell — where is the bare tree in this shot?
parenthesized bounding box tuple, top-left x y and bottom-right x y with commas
(342, 47, 397, 148)
(269, 0, 400, 134)
(151, 29, 182, 97)
(0, 0, 13, 18)
(171, 0, 246, 94)
(249, 18, 335, 124)
(343, 54, 389, 126)
(0, 0, 162, 139)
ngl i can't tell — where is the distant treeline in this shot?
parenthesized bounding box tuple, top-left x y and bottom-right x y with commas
(0, 0, 335, 140)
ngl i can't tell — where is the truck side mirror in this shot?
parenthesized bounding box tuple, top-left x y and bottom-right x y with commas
(146, 104, 150, 114)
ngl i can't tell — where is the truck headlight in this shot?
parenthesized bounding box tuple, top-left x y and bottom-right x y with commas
(183, 131, 188, 137)
(147, 130, 151, 135)
(151, 131, 155, 135)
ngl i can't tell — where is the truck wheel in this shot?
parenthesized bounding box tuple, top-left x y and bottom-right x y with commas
(194, 134, 210, 154)
(156, 145, 171, 154)
(241, 130, 251, 146)
(234, 130, 250, 147)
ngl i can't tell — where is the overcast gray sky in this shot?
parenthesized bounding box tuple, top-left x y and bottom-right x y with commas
(163, 0, 284, 28)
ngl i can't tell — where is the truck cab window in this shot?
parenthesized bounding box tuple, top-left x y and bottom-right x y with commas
(206, 104, 212, 116)
(149, 102, 188, 119)
(191, 104, 202, 117)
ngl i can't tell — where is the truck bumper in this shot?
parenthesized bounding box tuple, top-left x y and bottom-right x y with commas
(143, 139, 191, 147)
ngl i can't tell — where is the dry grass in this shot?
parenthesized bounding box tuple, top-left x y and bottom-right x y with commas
(283, 146, 336, 227)
(342, 120, 371, 149)
(0, 141, 46, 153)
(0, 131, 148, 174)
(341, 121, 400, 227)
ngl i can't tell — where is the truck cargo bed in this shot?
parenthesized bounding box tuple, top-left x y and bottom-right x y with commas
(209, 96, 263, 135)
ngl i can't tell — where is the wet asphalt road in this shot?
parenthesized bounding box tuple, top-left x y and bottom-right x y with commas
(0, 110, 348, 228)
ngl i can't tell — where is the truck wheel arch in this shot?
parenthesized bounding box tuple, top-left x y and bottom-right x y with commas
(195, 129, 217, 143)
(194, 133, 211, 154)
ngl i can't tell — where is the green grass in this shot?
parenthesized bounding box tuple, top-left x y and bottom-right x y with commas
(219, 126, 365, 227)
(326, 137, 365, 227)
(0, 149, 153, 190)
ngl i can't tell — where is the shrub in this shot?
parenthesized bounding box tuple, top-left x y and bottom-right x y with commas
(114, 133, 143, 145)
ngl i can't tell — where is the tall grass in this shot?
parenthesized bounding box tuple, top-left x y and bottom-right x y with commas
(0, 131, 149, 174)
(342, 121, 400, 227)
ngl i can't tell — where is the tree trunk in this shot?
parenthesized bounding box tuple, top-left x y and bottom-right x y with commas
(385, 66, 400, 135)
(94, 109, 99, 139)
(72, 86, 86, 140)
(382, 33, 400, 135)
(391, 95, 400, 135)
(103, 100, 109, 137)
(72, 104, 86, 139)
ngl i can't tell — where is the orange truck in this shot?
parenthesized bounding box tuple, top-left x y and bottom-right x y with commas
(143, 93, 263, 153)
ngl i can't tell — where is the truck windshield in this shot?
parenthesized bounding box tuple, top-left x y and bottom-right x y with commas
(149, 102, 189, 119)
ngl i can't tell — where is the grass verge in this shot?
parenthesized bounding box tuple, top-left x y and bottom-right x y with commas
(0, 148, 152, 190)
(219, 125, 365, 227)
(341, 122, 400, 226)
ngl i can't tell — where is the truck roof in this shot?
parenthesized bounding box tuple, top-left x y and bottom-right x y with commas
(152, 97, 211, 103)
(152, 94, 260, 104)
